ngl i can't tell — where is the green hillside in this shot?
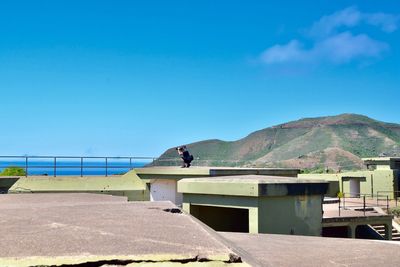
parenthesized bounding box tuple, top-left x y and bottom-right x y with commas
(155, 114, 400, 171)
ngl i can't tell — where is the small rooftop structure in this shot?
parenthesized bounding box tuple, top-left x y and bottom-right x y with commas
(178, 175, 328, 236)
(134, 167, 300, 205)
(363, 157, 400, 170)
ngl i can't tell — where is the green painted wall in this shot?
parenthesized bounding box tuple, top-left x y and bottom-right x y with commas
(258, 195, 322, 236)
(182, 193, 323, 236)
(299, 170, 396, 198)
(7, 171, 149, 201)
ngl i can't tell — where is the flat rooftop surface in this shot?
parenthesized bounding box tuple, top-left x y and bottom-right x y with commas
(0, 193, 242, 266)
(179, 175, 321, 184)
(221, 232, 400, 267)
(134, 167, 300, 176)
(178, 175, 328, 197)
(322, 203, 392, 223)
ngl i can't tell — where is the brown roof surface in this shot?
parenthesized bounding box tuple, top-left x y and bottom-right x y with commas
(221, 232, 400, 267)
(0, 193, 240, 266)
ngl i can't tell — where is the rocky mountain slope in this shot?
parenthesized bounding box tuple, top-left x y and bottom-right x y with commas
(155, 114, 400, 171)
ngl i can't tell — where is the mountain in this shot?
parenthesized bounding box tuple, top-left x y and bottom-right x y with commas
(155, 114, 400, 171)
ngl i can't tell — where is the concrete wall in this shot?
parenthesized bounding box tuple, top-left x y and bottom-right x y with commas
(340, 170, 394, 198)
(298, 174, 340, 197)
(7, 171, 150, 201)
(300, 170, 396, 198)
(258, 195, 323, 236)
(182, 193, 323, 236)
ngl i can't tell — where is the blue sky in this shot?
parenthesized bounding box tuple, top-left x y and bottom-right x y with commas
(0, 1, 399, 156)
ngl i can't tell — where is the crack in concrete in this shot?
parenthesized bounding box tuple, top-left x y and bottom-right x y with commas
(36, 254, 242, 267)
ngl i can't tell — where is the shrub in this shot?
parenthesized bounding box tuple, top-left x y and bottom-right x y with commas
(0, 166, 26, 176)
(389, 207, 400, 217)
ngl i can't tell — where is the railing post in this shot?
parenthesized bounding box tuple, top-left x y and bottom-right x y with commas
(338, 196, 341, 217)
(25, 157, 28, 177)
(130, 158, 132, 170)
(105, 157, 108, 177)
(387, 196, 389, 211)
(54, 157, 57, 177)
(343, 193, 346, 210)
(363, 195, 366, 216)
(80, 157, 83, 177)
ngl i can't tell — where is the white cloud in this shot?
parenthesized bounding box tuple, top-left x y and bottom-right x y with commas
(316, 32, 388, 64)
(261, 32, 388, 65)
(260, 40, 306, 64)
(309, 6, 362, 38)
(365, 13, 400, 33)
(260, 7, 398, 66)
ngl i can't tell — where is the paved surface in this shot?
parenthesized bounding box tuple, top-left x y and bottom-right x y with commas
(323, 203, 389, 218)
(221, 232, 400, 267)
(0, 194, 242, 266)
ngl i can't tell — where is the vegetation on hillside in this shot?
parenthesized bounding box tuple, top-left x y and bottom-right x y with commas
(155, 114, 400, 170)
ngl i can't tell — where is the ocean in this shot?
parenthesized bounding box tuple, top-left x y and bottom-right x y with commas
(0, 158, 149, 176)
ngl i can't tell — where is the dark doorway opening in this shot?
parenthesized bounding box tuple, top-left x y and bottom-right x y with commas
(322, 226, 349, 238)
(190, 205, 249, 233)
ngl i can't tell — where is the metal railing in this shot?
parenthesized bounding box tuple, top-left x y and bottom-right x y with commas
(338, 193, 390, 217)
(0, 156, 157, 177)
(377, 191, 400, 207)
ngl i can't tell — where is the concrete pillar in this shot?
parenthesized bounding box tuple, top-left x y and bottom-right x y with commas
(385, 224, 392, 240)
(182, 202, 191, 213)
(248, 208, 259, 234)
(348, 225, 356, 238)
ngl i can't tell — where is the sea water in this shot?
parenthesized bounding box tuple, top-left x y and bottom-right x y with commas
(0, 159, 148, 176)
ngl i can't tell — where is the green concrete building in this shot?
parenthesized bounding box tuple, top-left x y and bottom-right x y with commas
(6, 167, 300, 205)
(178, 175, 328, 236)
(134, 167, 300, 205)
(299, 157, 400, 199)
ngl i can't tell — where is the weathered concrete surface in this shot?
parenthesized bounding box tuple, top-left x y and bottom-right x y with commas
(221, 232, 400, 267)
(178, 175, 328, 197)
(135, 167, 300, 180)
(0, 194, 244, 266)
(0, 193, 128, 208)
(7, 171, 149, 201)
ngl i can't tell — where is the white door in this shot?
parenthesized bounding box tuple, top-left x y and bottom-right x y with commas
(149, 179, 177, 203)
(349, 179, 360, 197)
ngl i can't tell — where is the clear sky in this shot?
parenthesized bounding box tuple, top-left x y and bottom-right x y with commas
(0, 1, 399, 157)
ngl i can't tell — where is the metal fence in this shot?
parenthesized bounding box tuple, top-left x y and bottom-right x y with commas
(377, 190, 400, 207)
(0, 156, 157, 177)
(338, 193, 390, 216)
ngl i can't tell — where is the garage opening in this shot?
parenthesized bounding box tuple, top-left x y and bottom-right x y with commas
(322, 226, 349, 238)
(190, 205, 249, 232)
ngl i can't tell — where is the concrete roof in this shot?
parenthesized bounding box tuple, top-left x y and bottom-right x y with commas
(133, 167, 300, 179)
(221, 232, 400, 267)
(178, 175, 328, 197)
(0, 194, 243, 266)
(8, 171, 146, 193)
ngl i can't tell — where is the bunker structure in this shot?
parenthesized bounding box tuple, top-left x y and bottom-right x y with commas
(178, 175, 328, 236)
(2, 166, 396, 241)
(5, 167, 300, 205)
(299, 157, 400, 199)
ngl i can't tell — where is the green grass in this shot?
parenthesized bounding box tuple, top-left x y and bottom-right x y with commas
(0, 166, 26, 176)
